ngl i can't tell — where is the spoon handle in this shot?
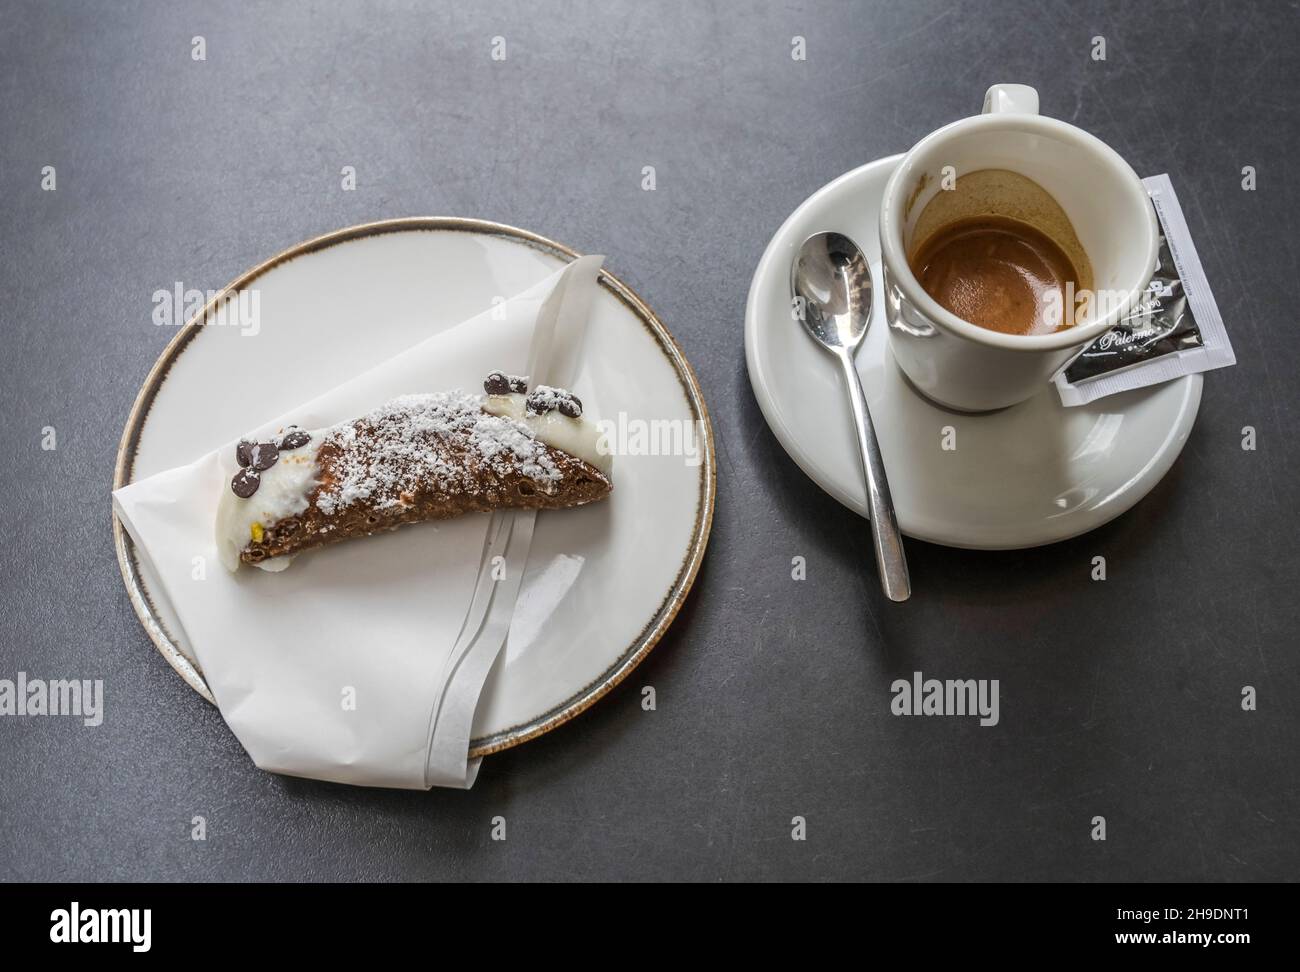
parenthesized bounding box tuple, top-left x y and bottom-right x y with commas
(837, 350, 911, 602)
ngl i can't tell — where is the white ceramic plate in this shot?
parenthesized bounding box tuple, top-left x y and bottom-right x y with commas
(114, 218, 715, 755)
(745, 156, 1201, 549)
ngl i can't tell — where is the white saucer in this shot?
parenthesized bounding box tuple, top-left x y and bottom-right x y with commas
(744, 156, 1201, 549)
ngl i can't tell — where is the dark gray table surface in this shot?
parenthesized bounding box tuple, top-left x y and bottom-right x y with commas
(2, 0, 1297, 882)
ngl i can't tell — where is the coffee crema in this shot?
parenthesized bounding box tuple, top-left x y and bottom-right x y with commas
(909, 215, 1083, 336)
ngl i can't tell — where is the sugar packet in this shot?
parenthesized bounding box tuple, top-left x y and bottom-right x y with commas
(1053, 173, 1235, 406)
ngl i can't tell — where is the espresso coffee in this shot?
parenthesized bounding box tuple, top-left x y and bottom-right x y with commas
(909, 215, 1083, 336)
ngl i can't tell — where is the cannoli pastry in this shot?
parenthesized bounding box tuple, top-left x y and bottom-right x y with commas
(216, 373, 612, 571)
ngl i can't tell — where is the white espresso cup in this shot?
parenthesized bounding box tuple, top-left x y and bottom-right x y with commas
(878, 83, 1159, 412)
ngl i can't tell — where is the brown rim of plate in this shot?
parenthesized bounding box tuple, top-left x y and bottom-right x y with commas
(112, 216, 717, 759)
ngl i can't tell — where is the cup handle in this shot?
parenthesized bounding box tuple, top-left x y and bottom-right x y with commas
(982, 83, 1039, 115)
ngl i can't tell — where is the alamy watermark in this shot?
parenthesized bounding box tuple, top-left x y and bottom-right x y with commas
(0, 672, 103, 726)
(891, 671, 999, 726)
(151, 283, 261, 336)
(595, 413, 705, 467)
(1043, 285, 1133, 329)
(50, 902, 150, 951)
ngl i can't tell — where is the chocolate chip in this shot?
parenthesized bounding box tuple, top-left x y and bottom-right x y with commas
(279, 428, 311, 450)
(526, 388, 583, 417)
(235, 441, 254, 468)
(484, 371, 511, 395)
(231, 468, 260, 498)
(508, 374, 529, 393)
(249, 441, 279, 471)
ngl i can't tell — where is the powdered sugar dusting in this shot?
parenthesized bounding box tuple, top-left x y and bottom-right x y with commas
(314, 391, 561, 516)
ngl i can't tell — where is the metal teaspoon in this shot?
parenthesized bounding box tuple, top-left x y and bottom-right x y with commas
(791, 231, 911, 602)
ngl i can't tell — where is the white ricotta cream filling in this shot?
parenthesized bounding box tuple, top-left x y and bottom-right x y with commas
(481, 392, 613, 475)
(215, 440, 320, 572)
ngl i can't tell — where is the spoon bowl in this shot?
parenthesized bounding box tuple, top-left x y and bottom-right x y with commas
(791, 231, 875, 351)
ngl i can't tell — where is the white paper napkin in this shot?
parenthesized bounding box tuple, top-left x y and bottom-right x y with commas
(423, 253, 602, 787)
(113, 256, 603, 789)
